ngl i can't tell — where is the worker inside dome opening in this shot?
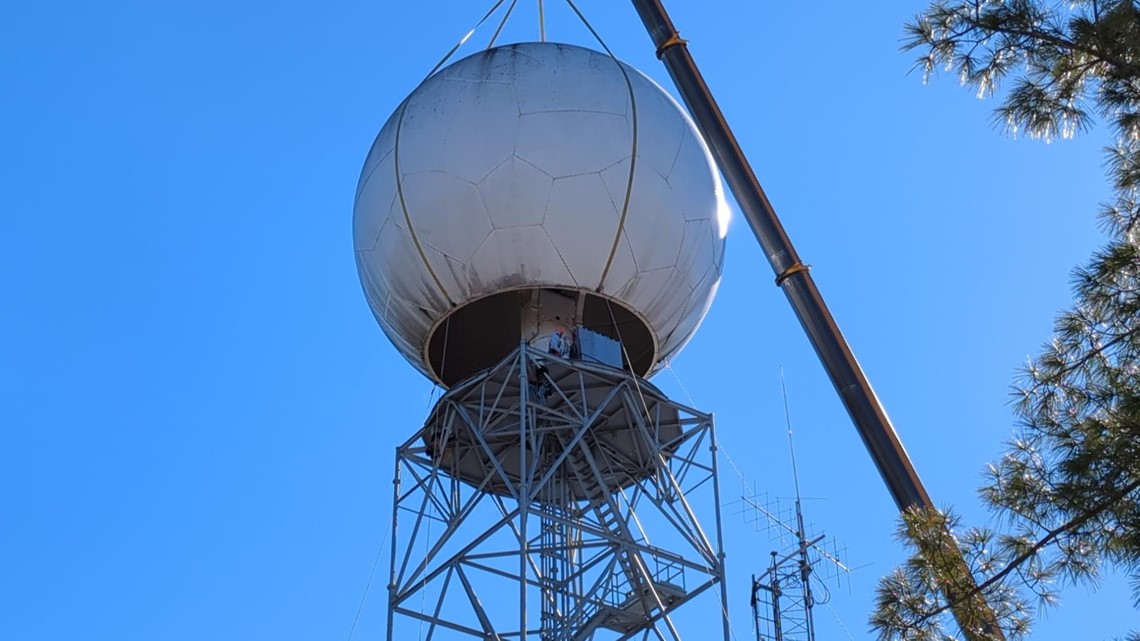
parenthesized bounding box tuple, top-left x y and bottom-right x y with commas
(547, 325, 572, 358)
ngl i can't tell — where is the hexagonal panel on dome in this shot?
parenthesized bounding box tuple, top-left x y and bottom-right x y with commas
(437, 79, 519, 183)
(396, 90, 455, 176)
(399, 171, 493, 264)
(512, 46, 630, 116)
(353, 179, 396, 253)
(422, 244, 473, 302)
(668, 267, 721, 353)
(479, 156, 553, 229)
(677, 219, 716, 289)
(387, 288, 437, 341)
(622, 166, 686, 273)
(373, 218, 430, 296)
(357, 146, 394, 199)
(355, 248, 391, 311)
(628, 77, 686, 179)
(670, 128, 720, 223)
(544, 172, 620, 289)
(619, 266, 693, 345)
(515, 110, 630, 178)
(645, 270, 693, 331)
(468, 226, 576, 291)
(446, 43, 544, 86)
(358, 253, 424, 373)
(358, 119, 398, 185)
(372, 220, 452, 332)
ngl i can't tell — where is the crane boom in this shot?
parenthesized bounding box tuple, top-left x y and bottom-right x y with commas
(628, 1, 1004, 638)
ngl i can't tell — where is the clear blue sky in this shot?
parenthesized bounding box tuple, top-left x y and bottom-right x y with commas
(2, 1, 1132, 639)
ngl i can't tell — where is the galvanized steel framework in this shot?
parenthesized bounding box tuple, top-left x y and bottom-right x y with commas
(386, 345, 729, 641)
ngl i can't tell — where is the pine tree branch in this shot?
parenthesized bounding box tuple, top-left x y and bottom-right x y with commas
(1028, 330, 1132, 387)
(913, 477, 1140, 630)
(947, 7, 1140, 79)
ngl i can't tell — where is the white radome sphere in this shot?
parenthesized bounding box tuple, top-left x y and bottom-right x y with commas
(354, 42, 727, 385)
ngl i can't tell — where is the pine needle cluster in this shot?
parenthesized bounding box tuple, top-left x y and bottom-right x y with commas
(872, 2, 1140, 639)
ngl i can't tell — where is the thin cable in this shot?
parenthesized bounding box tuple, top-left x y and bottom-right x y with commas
(346, 521, 393, 641)
(710, 580, 741, 641)
(487, 0, 520, 49)
(424, 0, 510, 80)
(822, 600, 857, 641)
(438, 315, 451, 389)
(662, 361, 698, 407)
(664, 361, 748, 489)
(422, 365, 442, 418)
(719, 446, 749, 491)
(780, 367, 803, 506)
(538, 0, 546, 41)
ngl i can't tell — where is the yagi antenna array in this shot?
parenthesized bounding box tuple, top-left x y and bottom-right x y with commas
(739, 374, 854, 641)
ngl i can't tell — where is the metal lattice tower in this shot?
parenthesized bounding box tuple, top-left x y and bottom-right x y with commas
(386, 345, 729, 641)
(742, 378, 849, 641)
(744, 490, 849, 641)
(746, 498, 822, 641)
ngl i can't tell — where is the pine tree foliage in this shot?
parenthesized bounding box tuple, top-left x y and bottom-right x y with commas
(872, 1, 1140, 639)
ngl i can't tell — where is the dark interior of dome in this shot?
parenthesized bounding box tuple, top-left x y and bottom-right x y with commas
(426, 288, 655, 387)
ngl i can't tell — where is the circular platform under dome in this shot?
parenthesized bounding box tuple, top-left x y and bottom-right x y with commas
(355, 42, 727, 387)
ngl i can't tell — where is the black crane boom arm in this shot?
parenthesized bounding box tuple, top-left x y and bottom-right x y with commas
(628, 1, 1003, 638)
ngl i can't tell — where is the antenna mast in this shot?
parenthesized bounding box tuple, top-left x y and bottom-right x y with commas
(750, 375, 829, 641)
